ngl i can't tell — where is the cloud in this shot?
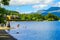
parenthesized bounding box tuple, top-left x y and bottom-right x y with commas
(32, 4, 48, 10)
(56, 2, 60, 7)
(58, 3, 60, 7)
(9, 0, 53, 5)
(52, 2, 60, 7)
(20, 11, 34, 13)
(9, 0, 40, 5)
(32, 0, 53, 10)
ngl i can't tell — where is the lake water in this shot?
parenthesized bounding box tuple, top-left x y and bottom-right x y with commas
(6, 21, 60, 40)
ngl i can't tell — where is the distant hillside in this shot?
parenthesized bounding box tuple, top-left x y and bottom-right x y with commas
(7, 10, 19, 15)
(0, 7, 19, 15)
(41, 7, 60, 17)
(46, 7, 60, 11)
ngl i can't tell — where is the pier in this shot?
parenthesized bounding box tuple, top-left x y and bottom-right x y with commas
(0, 27, 17, 40)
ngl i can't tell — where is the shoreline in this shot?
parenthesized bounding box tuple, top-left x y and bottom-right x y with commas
(10, 20, 60, 22)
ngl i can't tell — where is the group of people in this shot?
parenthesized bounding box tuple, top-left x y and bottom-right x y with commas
(7, 22, 20, 34)
(7, 22, 20, 28)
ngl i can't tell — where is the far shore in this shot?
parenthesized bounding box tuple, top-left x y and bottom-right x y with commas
(9, 20, 60, 22)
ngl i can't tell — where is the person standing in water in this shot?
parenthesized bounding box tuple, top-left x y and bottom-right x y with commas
(6, 15, 11, 28)
(16, 24, 20, 34)
(7, 22, 10, 28)
(17, 24, 20, 28)
(6, 22, 10, 32)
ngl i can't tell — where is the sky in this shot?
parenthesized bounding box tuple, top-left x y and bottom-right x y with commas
(3, 0, 60, 13)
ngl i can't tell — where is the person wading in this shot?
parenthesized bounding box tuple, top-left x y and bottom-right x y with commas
(7, 22, 10, 28)
(16, 24, 20, 34)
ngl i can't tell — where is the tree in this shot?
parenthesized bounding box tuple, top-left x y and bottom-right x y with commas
(45, 13, 59, 21)
(1, 0, 10, 5)
(0, 0, 10, 24)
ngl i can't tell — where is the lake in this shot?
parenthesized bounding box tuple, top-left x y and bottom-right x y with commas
(6, 21, 60, 40)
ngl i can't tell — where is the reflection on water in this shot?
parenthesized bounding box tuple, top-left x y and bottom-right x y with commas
(7, 29, 10, 32)
(6, 21, 60, 40)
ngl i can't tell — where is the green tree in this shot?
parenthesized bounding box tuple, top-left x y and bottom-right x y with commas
(1, 0, 10, 5)
(0, 0, 10, 24)
(45, 13, 59, 21)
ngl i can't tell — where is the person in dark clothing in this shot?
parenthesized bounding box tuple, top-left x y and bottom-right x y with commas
(16, 24, 20, 34)
(17, 24, 19, 28)
(7, 22, 10, 28)
(7, 22, 10, 32)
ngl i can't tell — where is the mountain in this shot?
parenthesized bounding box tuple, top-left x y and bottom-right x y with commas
(46, 7, 60, 11)
(41, 7, 60, 17)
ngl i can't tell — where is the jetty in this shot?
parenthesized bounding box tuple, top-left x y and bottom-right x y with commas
(0, 27, 17, 40)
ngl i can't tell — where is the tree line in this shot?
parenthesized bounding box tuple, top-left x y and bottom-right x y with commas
(13, 13, 59, 21)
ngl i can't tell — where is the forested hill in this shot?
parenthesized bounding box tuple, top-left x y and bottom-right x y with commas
(0, 7, 19, 15)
